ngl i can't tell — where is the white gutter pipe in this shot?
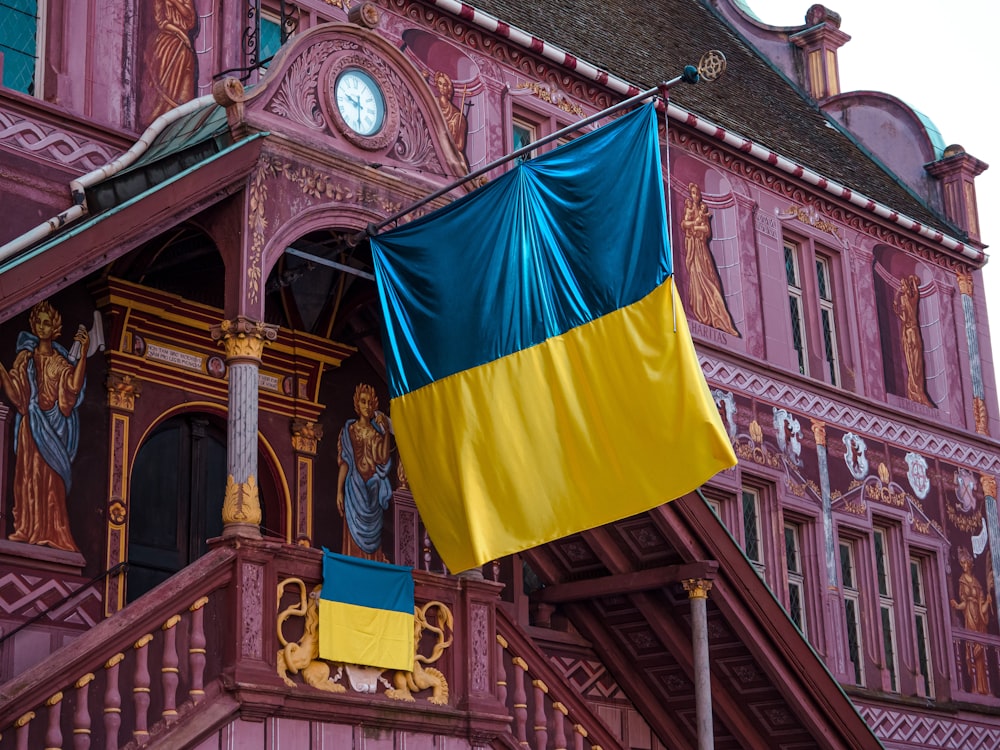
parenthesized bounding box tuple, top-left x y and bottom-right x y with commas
(0, 93, 218, 265)
(425, 0, 985, 265)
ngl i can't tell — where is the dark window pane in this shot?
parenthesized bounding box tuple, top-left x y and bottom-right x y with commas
(881, 606, 897, 690)
(784, 244, 798, 286)
(821, 309, 837, 385)
(845, 599, 862, 685)
(0, 0, 38, 94)
(874, 532, 888, 596)
(839, 542, 853, 588)
(742, 490, 760, 561)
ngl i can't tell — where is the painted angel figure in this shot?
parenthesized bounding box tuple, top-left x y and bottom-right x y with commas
(0, 301, 88, 551)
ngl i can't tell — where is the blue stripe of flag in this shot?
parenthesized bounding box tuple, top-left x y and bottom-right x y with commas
(321, 549, 414, 614)
(370, 102, 669, 399)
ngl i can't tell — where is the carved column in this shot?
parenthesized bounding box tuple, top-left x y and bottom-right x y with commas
(956, 270, 990, 436)
(105, 373, 141, 615)
(682, 578, 714, 750)
(811, 418, 847, 678)
(290, 419, 322, 544)
(210, 317, 278, 538)
(982, 474, 1000, 627)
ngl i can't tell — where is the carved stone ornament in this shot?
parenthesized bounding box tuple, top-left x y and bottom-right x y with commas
(106, 372, 141, 411)
(210, 317, 279, 362)
(275, 577, 454, 704)
(291, 419, 323, 454)
(223, 475, 263, 526)
(321, 53, 400, 151)
(956, 268, 975, 297)
(974, 396, 990, 436)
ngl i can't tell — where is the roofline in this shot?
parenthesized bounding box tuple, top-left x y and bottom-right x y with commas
(427, 0, 985, 266)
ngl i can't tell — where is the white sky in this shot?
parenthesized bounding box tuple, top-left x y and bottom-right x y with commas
(748, 0, 999, 377)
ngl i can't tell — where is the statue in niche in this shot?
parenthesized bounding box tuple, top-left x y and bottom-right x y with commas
(0, 301, 88, 551)
(431, 71, 468, 160)
(950, 546, 993, 695)
(144, 0, 198, 122)
(680, 183, 739, 336)
(337, 383, 393, 561)
(893, 274, 933, 406)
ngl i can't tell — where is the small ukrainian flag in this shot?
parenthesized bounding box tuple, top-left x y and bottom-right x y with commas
(318, 550, 414, 672)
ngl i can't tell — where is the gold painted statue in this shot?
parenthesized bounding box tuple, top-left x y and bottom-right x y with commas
(680, 183, 739, 335)
(950, 547, 992, 695)
(385, 601, 453, 705)
(0, 301, 88, 551)
(276, 579, 347, 692)
(893, 274, 933, 406)
(275, 577, 453, 704)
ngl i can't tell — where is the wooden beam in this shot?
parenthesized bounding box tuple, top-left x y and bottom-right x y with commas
(532, 560, 718, 604)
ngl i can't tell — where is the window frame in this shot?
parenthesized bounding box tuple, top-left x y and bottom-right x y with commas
(872, 526, 900, 692)
(839, 536, 865, 687)
(781, 233, 849, 389)
(909, 554, 935, 699)
(783, 520, 808, 637)
(0, 0, 43, 96)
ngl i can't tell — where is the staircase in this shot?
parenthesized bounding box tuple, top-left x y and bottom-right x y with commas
(0, 538, 618, 749)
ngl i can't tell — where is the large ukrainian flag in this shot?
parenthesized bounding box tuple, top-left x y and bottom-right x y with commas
(370, 102, 736, 573)
(318, 550, 414, 671)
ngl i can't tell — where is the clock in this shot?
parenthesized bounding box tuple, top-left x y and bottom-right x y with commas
(323, 55, 399, 150)
(334, 68, 385, 137)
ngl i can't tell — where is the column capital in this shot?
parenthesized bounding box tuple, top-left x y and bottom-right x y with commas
(291, 419, 323, 455)
(810, 419, 827, 447)
(974, 397, 990, 437)
(682, 578, 714, 600)
(106, 372, 141, 412)
(210, 316, 278, 363)
(981, 473, 997, 500)
(957, 268, 975, 297)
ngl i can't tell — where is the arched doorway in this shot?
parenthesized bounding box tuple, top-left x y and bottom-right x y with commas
(126, 411, 279, 602)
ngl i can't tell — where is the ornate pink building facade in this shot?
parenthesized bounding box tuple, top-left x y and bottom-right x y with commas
(0, 1, 994, 748)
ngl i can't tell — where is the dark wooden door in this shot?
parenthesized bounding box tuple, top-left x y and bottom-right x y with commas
(127, 414, 227, 602)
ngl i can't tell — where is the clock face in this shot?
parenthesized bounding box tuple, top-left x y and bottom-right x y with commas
(335, 69, 386, 137)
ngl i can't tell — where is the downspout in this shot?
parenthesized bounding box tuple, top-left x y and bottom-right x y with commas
(0, 93, 219, 266)
(423, 0, 985, 265)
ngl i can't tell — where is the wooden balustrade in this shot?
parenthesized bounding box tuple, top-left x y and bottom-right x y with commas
(0, 537, 622, 750)
(0, 547, 233, 750)
(496, 607, 621, 750)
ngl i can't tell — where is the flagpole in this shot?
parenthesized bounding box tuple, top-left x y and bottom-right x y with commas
(360, 65, 703, 239)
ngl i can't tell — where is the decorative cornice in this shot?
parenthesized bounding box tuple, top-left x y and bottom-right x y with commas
(0, 108, 121, 171)
(702, 355, 1000, 473)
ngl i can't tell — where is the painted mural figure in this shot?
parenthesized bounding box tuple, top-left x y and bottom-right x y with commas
(337, 383, 393, 561)
(0, 301, 88, 552)
(145, 0, 198, 121)
(431, 71, 468, 156)
(950, 546, 992, 695)
(680, 183, 739, 335)
(893, 274, 933, 407)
